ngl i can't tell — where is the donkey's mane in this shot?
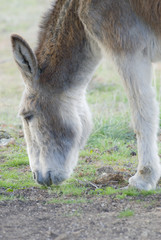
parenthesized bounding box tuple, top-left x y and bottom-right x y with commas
(35, 0, 66, 58)
(35, 0, 86, 86)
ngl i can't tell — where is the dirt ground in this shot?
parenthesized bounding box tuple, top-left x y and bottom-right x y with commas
(0, 188, 161, 240)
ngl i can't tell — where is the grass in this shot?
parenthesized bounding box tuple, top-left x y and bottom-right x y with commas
(0, 121, 160, 201)
(1, 1, 161, 202)
(115, 187, 161, 200)
(0, 195, 15, 201)
(0, 194, 25, 201)
(0, 137, 38, 189)
(48, 198, 90, 205)
(118, 209, 134, 218)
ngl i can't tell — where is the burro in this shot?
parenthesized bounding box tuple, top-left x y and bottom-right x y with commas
(11, 0, 161, 190)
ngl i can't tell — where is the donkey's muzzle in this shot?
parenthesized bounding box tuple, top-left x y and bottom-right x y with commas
(33, 170, 66, 186)
(33, 171, 51, 186)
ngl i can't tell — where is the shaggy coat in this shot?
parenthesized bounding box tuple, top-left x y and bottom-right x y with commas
(11, 0, 161, 190)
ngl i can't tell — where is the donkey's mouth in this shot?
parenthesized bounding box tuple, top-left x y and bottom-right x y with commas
(33, 170, 67, 186)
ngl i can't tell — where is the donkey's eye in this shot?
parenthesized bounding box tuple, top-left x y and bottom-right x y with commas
(24, 115, 33, 123)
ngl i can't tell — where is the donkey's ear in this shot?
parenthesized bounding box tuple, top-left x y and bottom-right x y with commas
(11, 34, 38, 78)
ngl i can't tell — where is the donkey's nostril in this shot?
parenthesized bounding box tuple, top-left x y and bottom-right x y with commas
(44, 171, 52, 186)
(33, 171, 44, 185)
(33, 171, 67, 186)
(33, 171, 53, 186)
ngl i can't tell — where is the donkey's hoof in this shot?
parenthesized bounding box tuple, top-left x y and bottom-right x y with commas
(129, 165, 161, 190)
(128, 174, 156, 191)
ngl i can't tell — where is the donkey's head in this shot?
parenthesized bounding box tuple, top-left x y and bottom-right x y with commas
(11, 35, 82, 186)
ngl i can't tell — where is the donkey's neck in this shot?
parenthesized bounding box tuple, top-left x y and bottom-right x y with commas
(35, 0, 101, 91)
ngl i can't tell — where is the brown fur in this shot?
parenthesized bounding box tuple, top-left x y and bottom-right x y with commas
(36, 0, 87, 90)
(36, 0, 66, 58)
(79, 0, 146, 53)
(130, 0, 161, 35)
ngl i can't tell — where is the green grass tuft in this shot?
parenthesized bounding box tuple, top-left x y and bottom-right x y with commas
(48, 198, 90, 205)
(0, 195, 15, 201)
(118, 209, 134, 218)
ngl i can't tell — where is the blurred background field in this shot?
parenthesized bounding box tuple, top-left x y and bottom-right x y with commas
(0, 0, 51, 125)
(1, 0, 161, 192)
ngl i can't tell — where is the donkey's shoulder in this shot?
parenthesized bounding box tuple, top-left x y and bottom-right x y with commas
(130, 0, 161, 34)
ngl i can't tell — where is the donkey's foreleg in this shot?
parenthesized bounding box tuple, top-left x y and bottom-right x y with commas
(116, 53, 161, 190)
(79, 0, 161, 190)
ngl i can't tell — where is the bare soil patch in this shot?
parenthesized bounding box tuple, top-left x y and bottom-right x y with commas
(1, 188, 161, 240)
